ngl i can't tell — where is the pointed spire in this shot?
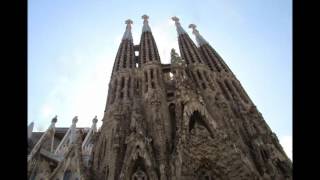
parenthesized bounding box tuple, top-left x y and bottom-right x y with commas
(70, 116, 78, 144)
(28, 122, 34, 139)
(92, 115, 98, 132)
(172, 16, 187, 35)
(139, 14, 161, 64)
(92, 115, 98, 124)
(142, 14, 151, 32)
(51, 115, 58, 126)
(189, 24, 208, 46)
(72, 116, 78, 124)
(122, 19, 133, 41)
(28, 115, 58, 162)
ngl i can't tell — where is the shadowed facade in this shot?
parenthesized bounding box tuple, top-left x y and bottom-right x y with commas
(28, 15, 292, 180)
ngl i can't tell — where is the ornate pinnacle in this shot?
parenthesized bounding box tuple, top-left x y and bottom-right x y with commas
(51, 115, 58, 124)
(142, 14, 149, 22)
(92, 116, 98, 124)
(72, 116, 78, 124)
(123, 19, 133, 40)
(142, 14, 151, 32)
(188, 24, 198, 34)
(171, 16, 186, 35)
(125, 19, 133, 26)
(188, 23, 208, 46)
(172, 16, 180, 23)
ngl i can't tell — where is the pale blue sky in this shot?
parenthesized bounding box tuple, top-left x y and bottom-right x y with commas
(28, 0, 292, 158)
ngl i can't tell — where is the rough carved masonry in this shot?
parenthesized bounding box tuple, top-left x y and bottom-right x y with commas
(28, 15, 292, 180)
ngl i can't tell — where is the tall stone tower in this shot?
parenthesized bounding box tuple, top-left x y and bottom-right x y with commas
(89, 15, 292, 180)
(27, 15, 292, 180)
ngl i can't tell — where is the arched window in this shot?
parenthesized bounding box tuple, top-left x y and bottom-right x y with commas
(63, 170, 72, 180)
(189, 111, 208, 133)
(132, 169, 147, 180)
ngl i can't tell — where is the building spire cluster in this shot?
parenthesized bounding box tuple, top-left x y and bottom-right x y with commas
(28, 14, 292, 180)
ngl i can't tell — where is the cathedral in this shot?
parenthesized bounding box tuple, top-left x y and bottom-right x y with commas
(27, 15, 292, 180)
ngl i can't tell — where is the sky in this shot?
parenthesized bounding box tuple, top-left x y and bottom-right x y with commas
(28, 0, 292, 159)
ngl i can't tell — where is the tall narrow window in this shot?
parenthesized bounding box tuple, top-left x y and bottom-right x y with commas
(127, 77, 131, 98)
(143, 34, 147, 64)
(123, 42, 128, 68)
(120, 77, 125, 99)
(217, 81, 230, 100)
(150, 69, 155, 89)
(224, 80, 235, 100)
(150, 69, 154, 80)
(203, 70, 210, 82)
(63, 170, 71, 180)
(129, 43, 133, 68)
(144, 71, 148, 92)
(197, 70, 203, 81)
(169, 103, 176, 152)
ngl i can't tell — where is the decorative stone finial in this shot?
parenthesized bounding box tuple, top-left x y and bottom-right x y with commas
(92, 116, 98, 124)
(125, 19, 133, 26)
(189, 24, 197, 32)
(142, 14, 151, 32)
(122, 19, 133, 40)
(172, 16, 180, 23)
(188, 24, 208, 46)
(171, 16, 186, 35)
(72, 116, 78, 124)
(142, 14, 149, 21)
(51, 115, 58, 124)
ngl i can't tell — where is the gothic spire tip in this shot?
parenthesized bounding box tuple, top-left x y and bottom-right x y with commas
(171, 16, 186, 35)
(142, 14, 149, 21)
(189, 24, 197, 30)
(125, 19, 133, 25)
(142, 14, 151, 32)
(72, 116, 78, 124)
(171, 16, 180, 23)
(51, 115, 58, 123)
(122, 19, 133, 40)
(188, 24, 208, 46)
(93, 116, 98, 123)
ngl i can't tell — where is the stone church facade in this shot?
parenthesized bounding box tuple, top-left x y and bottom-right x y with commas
(28, 15, 292, 180)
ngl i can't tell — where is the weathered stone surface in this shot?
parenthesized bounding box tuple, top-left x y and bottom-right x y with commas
(28, 16, 292, 180)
